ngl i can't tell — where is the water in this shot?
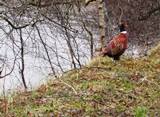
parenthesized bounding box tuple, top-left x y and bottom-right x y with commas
(0, 23, 91, 95)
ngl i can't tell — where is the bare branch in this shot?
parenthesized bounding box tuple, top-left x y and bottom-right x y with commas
(85, 0, 96, 6)
(28, 1, 72, 7)
(1, 16, 30, 29)
(138, 5, 160, 21)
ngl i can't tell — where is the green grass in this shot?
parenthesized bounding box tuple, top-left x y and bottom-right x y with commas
(134, 106, 148, 117)
(0, 43, 160, 116)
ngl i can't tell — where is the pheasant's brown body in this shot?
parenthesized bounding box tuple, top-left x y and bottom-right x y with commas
(101, 23, 128, 60)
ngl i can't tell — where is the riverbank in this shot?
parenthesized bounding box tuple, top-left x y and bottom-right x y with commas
(0, 43, 160, 116)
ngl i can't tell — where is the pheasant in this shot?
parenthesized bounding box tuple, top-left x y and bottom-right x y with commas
(100, 22, 128, 60)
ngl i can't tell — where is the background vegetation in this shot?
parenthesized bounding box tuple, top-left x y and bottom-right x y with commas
(0, 0, 160, 116)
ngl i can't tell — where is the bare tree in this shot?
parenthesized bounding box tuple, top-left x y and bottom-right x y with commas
(19, 29, 27, 89)
(35, 25, 56, 75)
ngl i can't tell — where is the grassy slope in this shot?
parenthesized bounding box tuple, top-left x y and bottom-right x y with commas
(0, 44, 160, 117)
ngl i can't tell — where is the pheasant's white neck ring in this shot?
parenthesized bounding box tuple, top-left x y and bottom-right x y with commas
(121, 31, 127, 34)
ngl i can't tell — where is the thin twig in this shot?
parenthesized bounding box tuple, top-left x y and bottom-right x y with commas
(58, 78, 78, 95)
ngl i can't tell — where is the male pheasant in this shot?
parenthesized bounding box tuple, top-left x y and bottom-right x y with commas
(100, 23, 128, 60)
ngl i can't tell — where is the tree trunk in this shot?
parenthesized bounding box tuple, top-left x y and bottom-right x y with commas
(82, 21, 94, 59)
(19, 29, 27, 90)
(97, 0, 106, 48)
(35, 26, 56, 76)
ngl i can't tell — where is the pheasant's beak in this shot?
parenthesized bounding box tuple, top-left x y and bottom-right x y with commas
(125, 24, 128, 28)
(124, 22, 128, 28)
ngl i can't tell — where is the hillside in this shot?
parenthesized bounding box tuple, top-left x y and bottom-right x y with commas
(0, 44, 160, 117)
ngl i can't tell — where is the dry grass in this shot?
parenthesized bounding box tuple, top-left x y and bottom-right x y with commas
(0, 43, 160, 117)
